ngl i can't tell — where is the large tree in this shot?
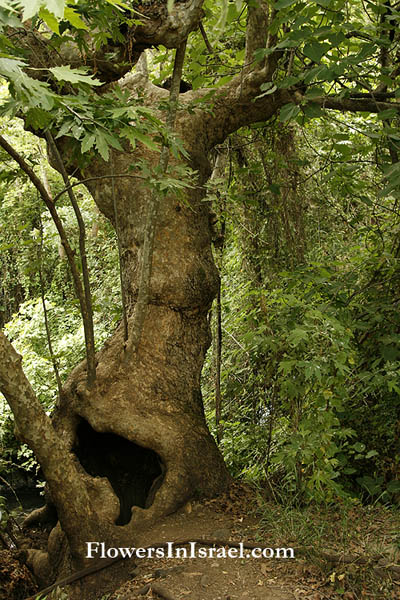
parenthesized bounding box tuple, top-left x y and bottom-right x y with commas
(0, 0, 399, 595)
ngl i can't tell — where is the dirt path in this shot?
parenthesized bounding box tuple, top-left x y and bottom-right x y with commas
(109, 485, 392, 600)
(112, 504, 299, 600)
(12, 482, 400, 600)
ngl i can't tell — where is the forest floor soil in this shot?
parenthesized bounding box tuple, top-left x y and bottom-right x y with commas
(108, 483, 400, 600)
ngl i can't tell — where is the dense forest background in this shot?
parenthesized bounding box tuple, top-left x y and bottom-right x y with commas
(1, 93, 400, 507)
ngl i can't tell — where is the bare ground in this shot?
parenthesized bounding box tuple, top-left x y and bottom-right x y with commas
(105, 484, 400, 600)
(7, 482, 400, 600)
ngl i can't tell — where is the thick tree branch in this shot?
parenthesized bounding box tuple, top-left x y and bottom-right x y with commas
(0, 332, 93, 557)
(244, 0, 269, 71)
(11, 1, 205, 87)
(192, 85, 291, 153)
(189, 82, 400, 155)
(311, 95, 400, 113)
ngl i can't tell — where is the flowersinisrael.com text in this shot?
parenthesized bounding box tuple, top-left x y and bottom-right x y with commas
(86, 541, 295, 560)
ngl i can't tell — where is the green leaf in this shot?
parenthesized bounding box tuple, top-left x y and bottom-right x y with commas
(288, 328, 309, 346)
(63, 6, 89, 30)
(44, 0, 64, 19)
(0, 7, 23, 29)
(279, 75, 301, 89)
(49, 66, 102, 86)
(303, 102, 323, 118)
(167, 0, 175, 13)
(304, 86, 325, 99)
(95, 131, 110, 161)
(81, 133, 96, 153)
(377, 108, 398, 120)
(387, 480, 400, 492)
(365, 450, 378, 459)
(104, 0, 135, 12)
(21, 0, 65, 21)
(353, 442, 365, 453)
(131, 130, 158, 151)
(303, 42, 331, 63)
(274, 0, 297, 8)
(279, 103, 300, 122)
(39, 7, 59, 34)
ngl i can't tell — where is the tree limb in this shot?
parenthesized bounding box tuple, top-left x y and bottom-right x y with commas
(244, 0, 270, 71)
(0, 332, 93, 557)
(311, 95, 400, 113)
(38, 213, 63, 399)
(45, 131, 96, 388)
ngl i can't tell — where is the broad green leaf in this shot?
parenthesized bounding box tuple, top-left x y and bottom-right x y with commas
(39, 7, 59, 34)
(0, 7, 22, 28)
(353, 442, 365, 453)
(167, 0, 175, 13)
(274, 0, 297, 8)
(279, 75, 301, 89)
(303, 102, 323, 118)
(377, 108, 398, 120)
(0, 57, 55, 110)
(304, 86, 325, 99)
(303, 42, 331, 63)
(387, 480, 400, 492)
(44, 0, 64, 19)
(95, 131, 110, 161)
(279, 103, 300, 122)
(365, 450, 378, 459)
(104, 0, 135, 12)
(288, 328, 309, 346)
(131, 130, 158, 151)
(22, 0, 64, 21)
(63, 7, 89, 30)
(81, 133, 96, 153)
(49, 66, 102, 86)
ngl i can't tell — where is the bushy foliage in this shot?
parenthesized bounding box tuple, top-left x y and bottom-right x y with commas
(203, 120, 400, 506)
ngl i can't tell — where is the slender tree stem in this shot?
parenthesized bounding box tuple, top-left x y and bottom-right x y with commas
(0, 136, 91, 387)
(111, 156, 129, 342)
(44, 131, 96, 388)
(38, 212, 63, 399)
(215, 282, 222, 443)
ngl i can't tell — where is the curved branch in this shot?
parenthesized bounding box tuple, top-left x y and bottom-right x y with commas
(0, 332, 93, 557)
(45, 131, 96, 388)
(311, 95, 400, 113)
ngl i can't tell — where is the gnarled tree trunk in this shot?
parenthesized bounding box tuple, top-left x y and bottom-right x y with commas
(20, 76, 232, 592)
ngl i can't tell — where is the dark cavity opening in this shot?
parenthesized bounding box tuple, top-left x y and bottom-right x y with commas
(73, 419, 164, 526)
